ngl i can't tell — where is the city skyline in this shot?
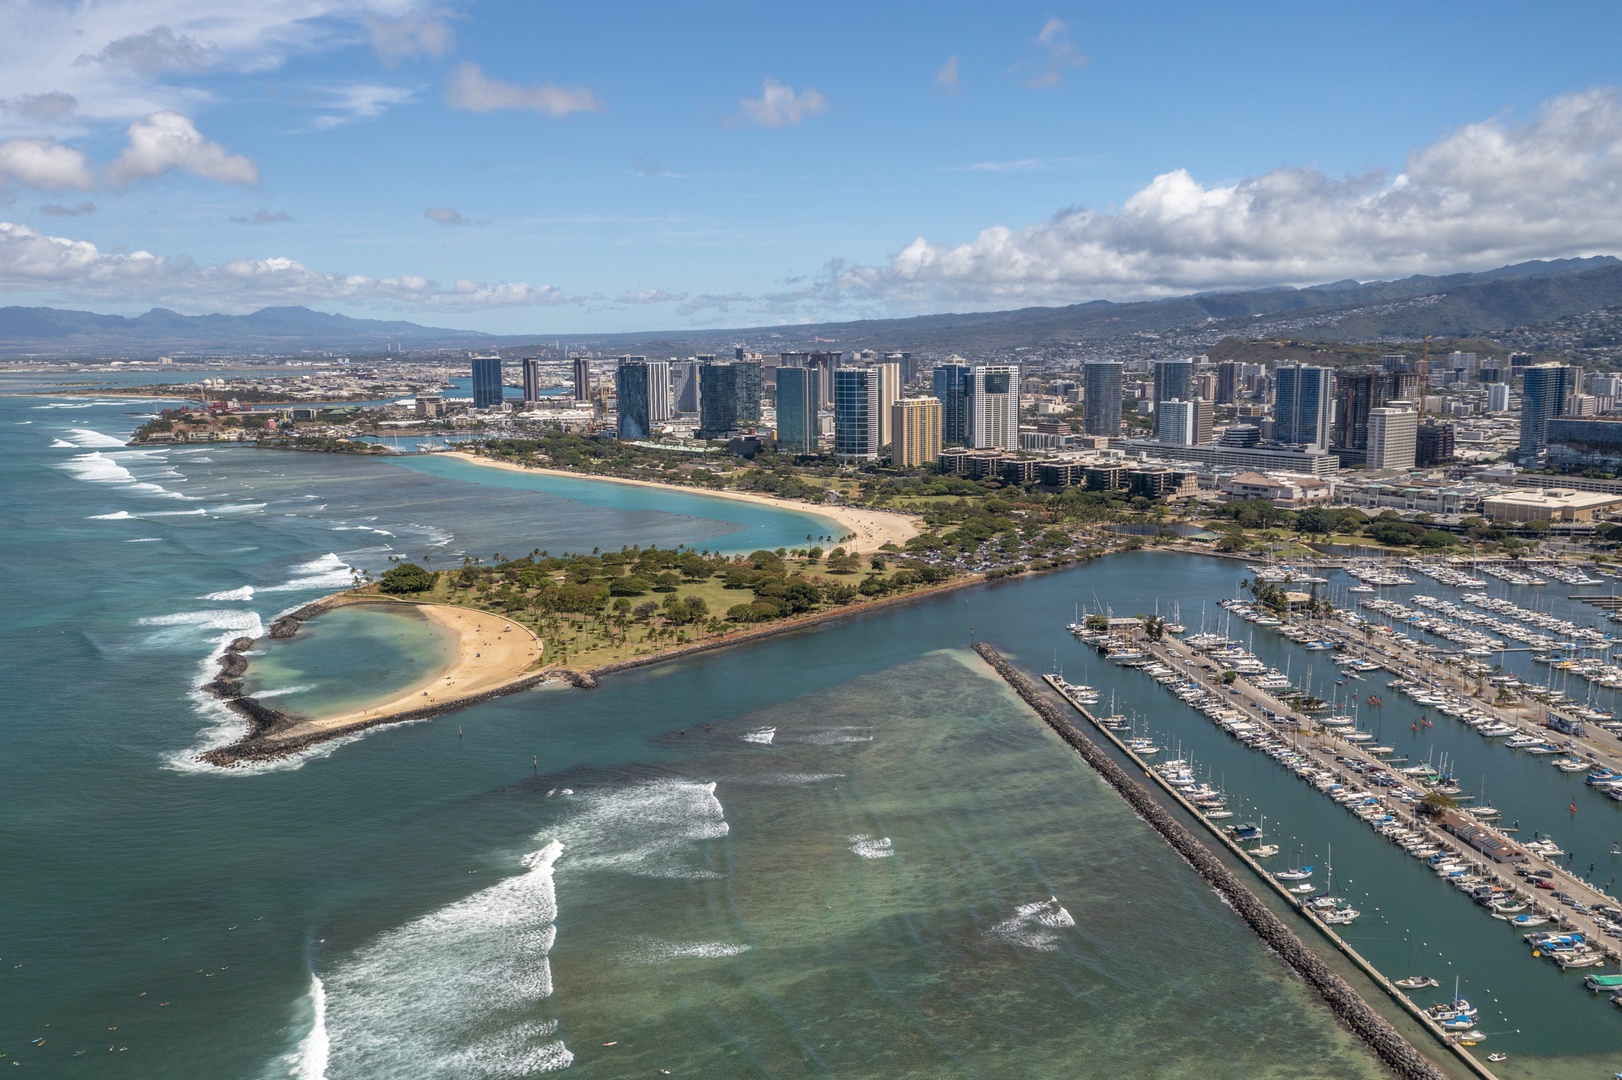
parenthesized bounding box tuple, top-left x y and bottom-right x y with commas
(0, 2, 1621, 332)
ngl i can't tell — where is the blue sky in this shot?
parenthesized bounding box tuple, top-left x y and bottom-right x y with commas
(2, 1, 1621, 333)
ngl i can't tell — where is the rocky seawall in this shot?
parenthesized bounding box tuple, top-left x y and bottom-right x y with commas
(196, 597, 559, 768)
(971, 642, 1447, 1080)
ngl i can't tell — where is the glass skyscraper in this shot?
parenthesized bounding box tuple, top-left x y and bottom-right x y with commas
(696, 360, 763, 438)
(775, 367, 819, 454)
(1518, 363, 1579, 464)
(1273, 363, 1333, 449)
(615, 357, 652, 440)
(932, 362, 971, 446)
(834, 367, 880, 460)
(1081, 361, 1122, 437)
(470, 355, 504, 409)
(1152, 358, 1193, 406)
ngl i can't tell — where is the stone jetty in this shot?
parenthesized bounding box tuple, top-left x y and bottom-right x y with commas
(972, 641, 1448, 1080)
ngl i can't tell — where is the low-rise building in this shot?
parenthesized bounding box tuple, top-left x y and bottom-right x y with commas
(1481, 487, 1622, 523)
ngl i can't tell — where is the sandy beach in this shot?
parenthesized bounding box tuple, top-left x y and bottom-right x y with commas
(442, 450, 920, 554)
(274, 602, 543, 739)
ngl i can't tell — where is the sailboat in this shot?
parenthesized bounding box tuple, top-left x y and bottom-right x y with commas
(1394, 936, 1439, 990)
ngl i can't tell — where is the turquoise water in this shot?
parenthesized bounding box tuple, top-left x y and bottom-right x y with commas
(3, 379, 1395, 1078)
(243, 604, 460, 718)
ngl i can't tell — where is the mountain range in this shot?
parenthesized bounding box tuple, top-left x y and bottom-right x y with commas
(0, 304, 488, 357)
(4, 256, 1620, 358)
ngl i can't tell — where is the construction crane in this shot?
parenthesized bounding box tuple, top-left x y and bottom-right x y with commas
(1417, 335, 1431, 419)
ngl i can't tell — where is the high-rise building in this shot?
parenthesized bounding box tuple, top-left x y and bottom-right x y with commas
(1486, 383, 1511, 413)
(1334, 369, 1390, 451)
(1416, 422, 1456, 468)
(809, 351, 842, 409)
(696, 360, 762, 438)
(970, 364, 1020, 450)
(1381, 354, 1410, 372)
(932, 362, 972, 445)
(834, 367, 880, 461)
(1518, 363, 1580, 464)
(1081, 361, 1123, 437)
(1155, 399, 1196, 445)
(1366, 406, 1418, 470)
(1193, 398, 1213, 446)
(1274, 363, 1333, 449)
(892, 397, 942, 467)
(1509, 352, 1534, 374)
(572, 356, 591, 402)
(1152, 358, 1194, 406)
(615, 357, 653, 440)
(775, 367, 820, 454)
(647, 359, 672, 422)
(875, 361, 902, 446)
(471, 355, 504, 409)
(672, 360, 699, 413)
(521, 357, 542, 404)
(1215, 361, 1242, 405)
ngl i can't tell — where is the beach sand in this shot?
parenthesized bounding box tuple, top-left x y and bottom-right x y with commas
(276, 603, 543, 738)
(442, 451, 921, 554)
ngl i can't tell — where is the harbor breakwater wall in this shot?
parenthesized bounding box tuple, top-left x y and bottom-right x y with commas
(972, 641, 1448, 1080)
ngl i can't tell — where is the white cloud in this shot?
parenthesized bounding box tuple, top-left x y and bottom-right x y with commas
(816, 88, 1622, 312)
(108, 111, 258, 186)
(0, 138, 94, 190)
(1022, 18, 1085, 90)
(1, 92, 78, 121)
(310, 83, 415, 129)
(77, 25, 215, 76)
(734, 78, 828, 128)
(934, 56, 960, 92)
(424, 206, 468, 225)
(40, 201, 96, 216)
(443, 62, 602, 116)
(366, 7, 457, 67)
(0, 220, 581, 311)
(614, 288, 687, 304)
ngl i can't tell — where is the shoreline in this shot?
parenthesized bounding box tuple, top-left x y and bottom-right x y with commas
(197, 569, 1015, 767)
(200, 597, 547, 767)
(440, 449, 921, 555)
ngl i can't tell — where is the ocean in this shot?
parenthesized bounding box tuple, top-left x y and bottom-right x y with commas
(0, 377, 1434, 1077)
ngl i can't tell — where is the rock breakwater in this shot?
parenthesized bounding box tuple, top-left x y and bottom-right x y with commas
(972, 641, 1447, 1080)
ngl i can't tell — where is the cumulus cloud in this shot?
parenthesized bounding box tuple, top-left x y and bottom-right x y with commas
(443, 62, 602, 116)
(108, 111, 258, 187)
(0, 220, 580, 311)
(229, 209, 291, 224)
(0, 138, 94, 191)
(366, 7, 457, 67)
(814, 87, 1622, 312)
(77, 26, 215, 77)
(734, 78, 828, 128)
(40, 201, 96, 216)
(614, 288, 687, 304)
(934, 56, 960, 92)
(424, 206, 469, 226)
(1, 92, 78, 122)
(1022, 18, 1085, 89)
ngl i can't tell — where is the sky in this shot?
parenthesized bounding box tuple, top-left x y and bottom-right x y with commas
(1, 1, 1622, 334)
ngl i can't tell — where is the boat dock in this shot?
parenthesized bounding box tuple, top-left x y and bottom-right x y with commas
(1037, 666, 1498, 1080)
